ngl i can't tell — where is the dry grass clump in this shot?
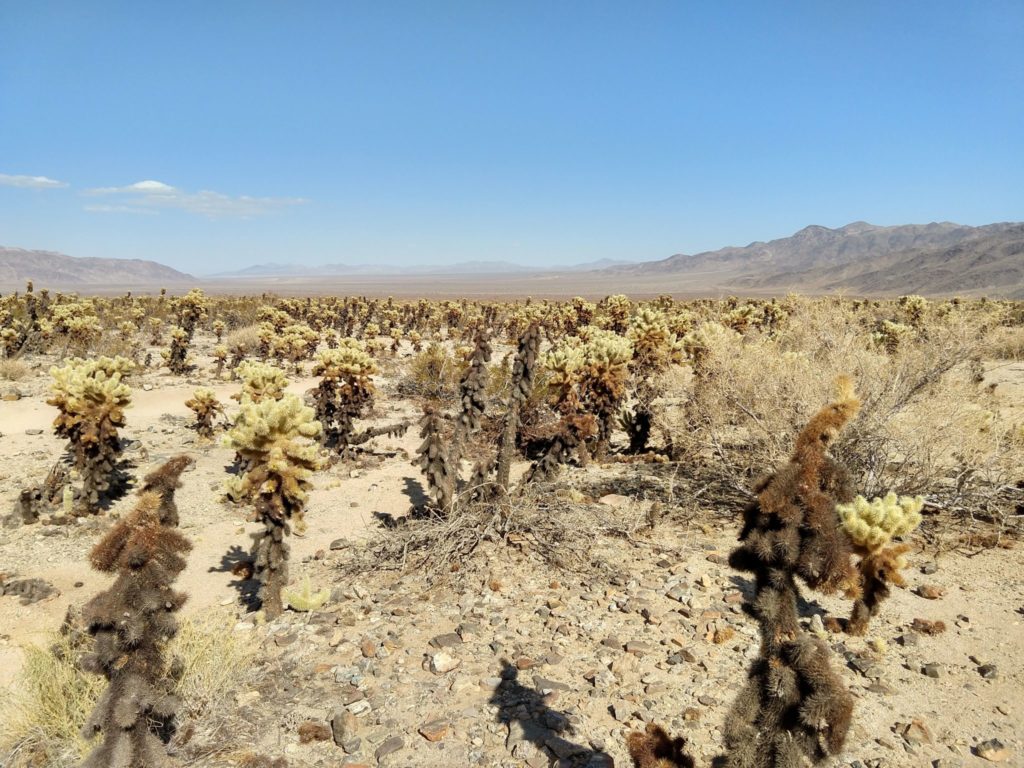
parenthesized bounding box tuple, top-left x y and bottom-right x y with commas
(0, 615, 258, 768)
(0, 358, 30, 381)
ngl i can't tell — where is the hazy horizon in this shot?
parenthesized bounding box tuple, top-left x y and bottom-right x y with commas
(2, 2, 1022, 273)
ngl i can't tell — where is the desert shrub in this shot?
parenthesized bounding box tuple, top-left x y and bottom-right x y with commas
(655, 299, 1021, 524)
(399, 342, 462, 401)
(988, 325, 1024, 360)
(0, 358, 29, 381)
(225, 324, 263, 367)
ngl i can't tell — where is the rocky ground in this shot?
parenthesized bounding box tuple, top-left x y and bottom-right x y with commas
(1, 355, 1022, 767)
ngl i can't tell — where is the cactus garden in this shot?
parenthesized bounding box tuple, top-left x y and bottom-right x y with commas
(1, 288, 1022, 768)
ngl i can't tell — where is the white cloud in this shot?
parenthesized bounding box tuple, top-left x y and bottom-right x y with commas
(84, 179, 306, 218)
(0, 172, 69, 189)
(83, 204, 158, 215)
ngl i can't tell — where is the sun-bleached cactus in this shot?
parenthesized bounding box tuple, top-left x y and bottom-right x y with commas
(223, 393, 321, 618)
(838, 492, 924, 635)
(184, 388, 224, 439)
(47, 357, 134, 512)
(170, 287, 209, 340)
(577, 330, 632, 456)
(232, 360, 289, 403)
(78, 466, 191, 768)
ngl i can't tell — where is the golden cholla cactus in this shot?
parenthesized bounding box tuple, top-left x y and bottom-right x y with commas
(838, 492, 924, 635)
(837, 492, 924, 553)
(185, 387, 224, 439)
(628, 307, 682, 372)
(233, 360, 289, 402)
(162, 325, 192, 374)
(681, 322, 738, 377)
(312, 343, 378, 453)
(544, 345, 584, 412)
(223, 393, 322, 617)
(273, 323, 319, 371)
(48, 357, 135, 511)
(872, 319, 913, 353)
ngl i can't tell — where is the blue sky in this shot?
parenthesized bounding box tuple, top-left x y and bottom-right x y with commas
(1, 2, 1022, 274)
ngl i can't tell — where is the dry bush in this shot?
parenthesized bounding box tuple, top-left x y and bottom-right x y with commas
(346, 482, 651, 577)
(0, 615, 258, 768)
(654, 300, 1022, 529)
(988, 325, 1024, 360)
(398, 342, 462, 402)
(0, 358, 29, 381)
(225, 323, 264, 362)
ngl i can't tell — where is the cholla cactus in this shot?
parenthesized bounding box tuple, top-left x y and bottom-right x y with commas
(233, 360, 289, 402)
(312, 343, 377, 454)
(273, 323, 318, 372)
(212, 319, 226, 343)
(48, 357, 134, 512)
(162, 325, 193, 374)
(171, 287, 209, 340)
(898, 294, 928, 328)
(415, 406, 454, 512)
(283, 575, 330, 612)
(578, 330, 632, 455)
(838, 492, 924, 635)
(78, 466, 191, 768)
(52, 303, 103, 355)
(872, 319, 912, 354)
(223, 394, 322, 617)
(456, 330, 492, 435)
(687, 377, 862, 767)
(681, 322, 737, 378)
(212, 344, 229, 376)
(626, 308, 683, 452)
(185, 388, 224, 439)
(495, 323, 541, 491)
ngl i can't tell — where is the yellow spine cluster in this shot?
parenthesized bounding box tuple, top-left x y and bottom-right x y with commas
(837, 492, 924, 552)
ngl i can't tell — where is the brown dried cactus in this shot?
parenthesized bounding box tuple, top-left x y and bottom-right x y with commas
(630, 378, 863, 768)
(78, 461, 192, 768)
(415, 405, 454, 512)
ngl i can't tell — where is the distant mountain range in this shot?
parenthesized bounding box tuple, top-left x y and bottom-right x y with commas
(206, 257, 635, 278)
(613, 221, 1024, 296)
(0, 247, 193, 286)
(2, 222, 1021, 296)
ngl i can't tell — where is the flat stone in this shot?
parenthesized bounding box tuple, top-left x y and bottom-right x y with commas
(374, 736, 404, 761)
(429, 632, 462, 649)
(418, 720, 448, 742)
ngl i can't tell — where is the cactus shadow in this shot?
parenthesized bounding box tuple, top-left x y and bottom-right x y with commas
(210, 544, 260, 610)
(489, 659, 613, 767)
